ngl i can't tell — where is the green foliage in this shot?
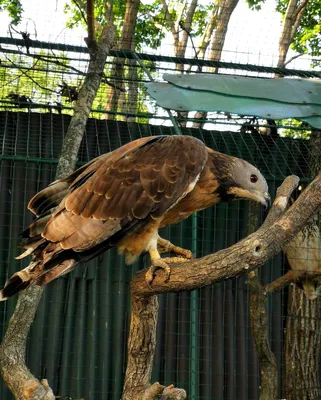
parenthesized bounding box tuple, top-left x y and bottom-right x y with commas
(277, 0, 321, 61)
(190, 3, 215, 38)
(0, 0, 23, 25)
(279, 118, 311, 139)
(0, 50, 76, 114)
(135, 1, 165, 51)
(246, 0, 266, 11)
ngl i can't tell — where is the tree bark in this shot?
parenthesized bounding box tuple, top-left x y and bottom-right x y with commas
(122, 174, 321, 397)
(56, 24, 116, 177)
(277, 0, 309, 69)
(160, 0, 198, 127)
(192, 0, 239, 128)
(246, 177, 299, 399)
(0, 287, 54, 400)
(0, 13, 116, 400)
(247, 199, 278, 400)
(285, 285, 321, 400)
(248, 273, 278, 400)
(122, 59, 139, 121)
(284, 129, 321, 399)
(105, 0, 140, 120)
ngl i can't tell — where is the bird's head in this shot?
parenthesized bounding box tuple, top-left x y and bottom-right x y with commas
(225, 158, 270, 207)
(208, 150, 270, 208)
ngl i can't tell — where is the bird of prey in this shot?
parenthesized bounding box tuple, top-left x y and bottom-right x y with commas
(0, 135, 270, 300)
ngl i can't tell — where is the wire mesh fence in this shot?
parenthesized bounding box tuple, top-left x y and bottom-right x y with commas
(0, 25, 320, 400)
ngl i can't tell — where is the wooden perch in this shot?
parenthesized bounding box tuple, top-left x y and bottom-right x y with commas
(122, 173, 321, 399)
(248, 272, 278, 400)
(0, 286, 55, 400)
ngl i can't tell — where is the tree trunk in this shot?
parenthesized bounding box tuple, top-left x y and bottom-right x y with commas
(285, 285, 321, 399)
(0, 22, 116, 400)
(120, 58, 139, 121)
(105, 0, 140, 120)
(192, 0, 239, 128)
(285, 130, 321, 399)
(277, 0, 309, 69)
(122, 293, 159, 399)
(249, 274, 278, 400)
(161, 0, 198, 127)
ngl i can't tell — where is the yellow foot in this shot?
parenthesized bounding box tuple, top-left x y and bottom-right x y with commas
(145, 256, 188, 288)
(157, 237, 194, 260)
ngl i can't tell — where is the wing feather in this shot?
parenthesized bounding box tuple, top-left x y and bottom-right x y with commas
(42, 135, 207, 252)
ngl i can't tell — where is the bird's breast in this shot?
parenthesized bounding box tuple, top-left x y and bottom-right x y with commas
(117, 220, 160, 264)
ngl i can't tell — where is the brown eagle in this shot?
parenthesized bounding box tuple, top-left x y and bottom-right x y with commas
(0, 135, 270, 300)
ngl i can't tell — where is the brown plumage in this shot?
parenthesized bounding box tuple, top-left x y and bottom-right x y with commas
(0, 135, 270, 300)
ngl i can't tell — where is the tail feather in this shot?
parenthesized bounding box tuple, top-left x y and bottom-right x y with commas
(0, 257, 78, 301)
(0, 275, 30, 301)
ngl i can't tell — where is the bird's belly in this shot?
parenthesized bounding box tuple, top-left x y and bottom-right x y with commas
(117, 221, 160, 264)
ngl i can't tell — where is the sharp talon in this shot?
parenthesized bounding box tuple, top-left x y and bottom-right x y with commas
(145, 259, 171, 288)
(157, 238, 194, 260)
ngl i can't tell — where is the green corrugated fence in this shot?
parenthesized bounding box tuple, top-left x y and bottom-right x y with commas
(0, 111, 310, 399)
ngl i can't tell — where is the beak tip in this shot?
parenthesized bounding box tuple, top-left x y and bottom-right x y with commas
(263, 193, 271, 209)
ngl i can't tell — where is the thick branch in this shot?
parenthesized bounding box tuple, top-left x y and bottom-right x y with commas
(262, 175, 300, 227)
(123, 174, 321, 397)
(132, 174, 316, 296)
(178, 0, 198, 58)
(56, 23, 116, 177)
(277, 0, 308, 69)
(247, 198, 278, 400)
(86, 0, 95, 43)
(0, 287, 55, 400)
(248, 273, 278, 400)
(265, 266, 321, 294)
(265, 270, 294, 293)
(161, 0, 176, 37)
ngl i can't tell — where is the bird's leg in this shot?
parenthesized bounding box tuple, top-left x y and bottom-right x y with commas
(157, 236, 194, 260)
(146, 245, 189, 287)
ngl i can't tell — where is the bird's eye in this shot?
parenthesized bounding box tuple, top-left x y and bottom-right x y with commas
(250, 174, 258, 183)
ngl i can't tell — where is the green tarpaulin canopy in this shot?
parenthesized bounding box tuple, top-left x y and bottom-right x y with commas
(145, 73, 321, 128)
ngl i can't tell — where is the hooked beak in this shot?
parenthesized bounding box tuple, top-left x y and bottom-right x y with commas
(261, 192, 271, 209)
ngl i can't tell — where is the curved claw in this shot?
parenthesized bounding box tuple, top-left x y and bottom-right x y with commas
(157, 237, 194, 260)
(145, 256, 189, 288)
(145, 259, 171, 288)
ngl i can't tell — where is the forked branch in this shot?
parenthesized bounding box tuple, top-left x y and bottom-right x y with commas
(122, 174, 321, 399)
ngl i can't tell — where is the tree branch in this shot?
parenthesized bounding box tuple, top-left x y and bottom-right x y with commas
(284, 53, 303, 67)
(133, 174, 312, 296)
(248, 272, 278, 400)
(246, 176, 299, 399)
(161, 0, 176, 37)
(0, 287, 55, 400)
(122, 174, 321, 397)
(174, 0, 187, 31)
(71, 0, 88, 25)
(265, 270, 294, 293)
(183, 0, 198, 31)
(292, 0, 309, 21)
(86, 0, 95, 43)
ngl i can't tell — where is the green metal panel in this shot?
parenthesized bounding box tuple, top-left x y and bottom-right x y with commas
(0, 111, 311, 399)
(145, 75, 321, 128)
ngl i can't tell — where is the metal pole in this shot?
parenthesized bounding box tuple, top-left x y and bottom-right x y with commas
(132, 52, 182, 136)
